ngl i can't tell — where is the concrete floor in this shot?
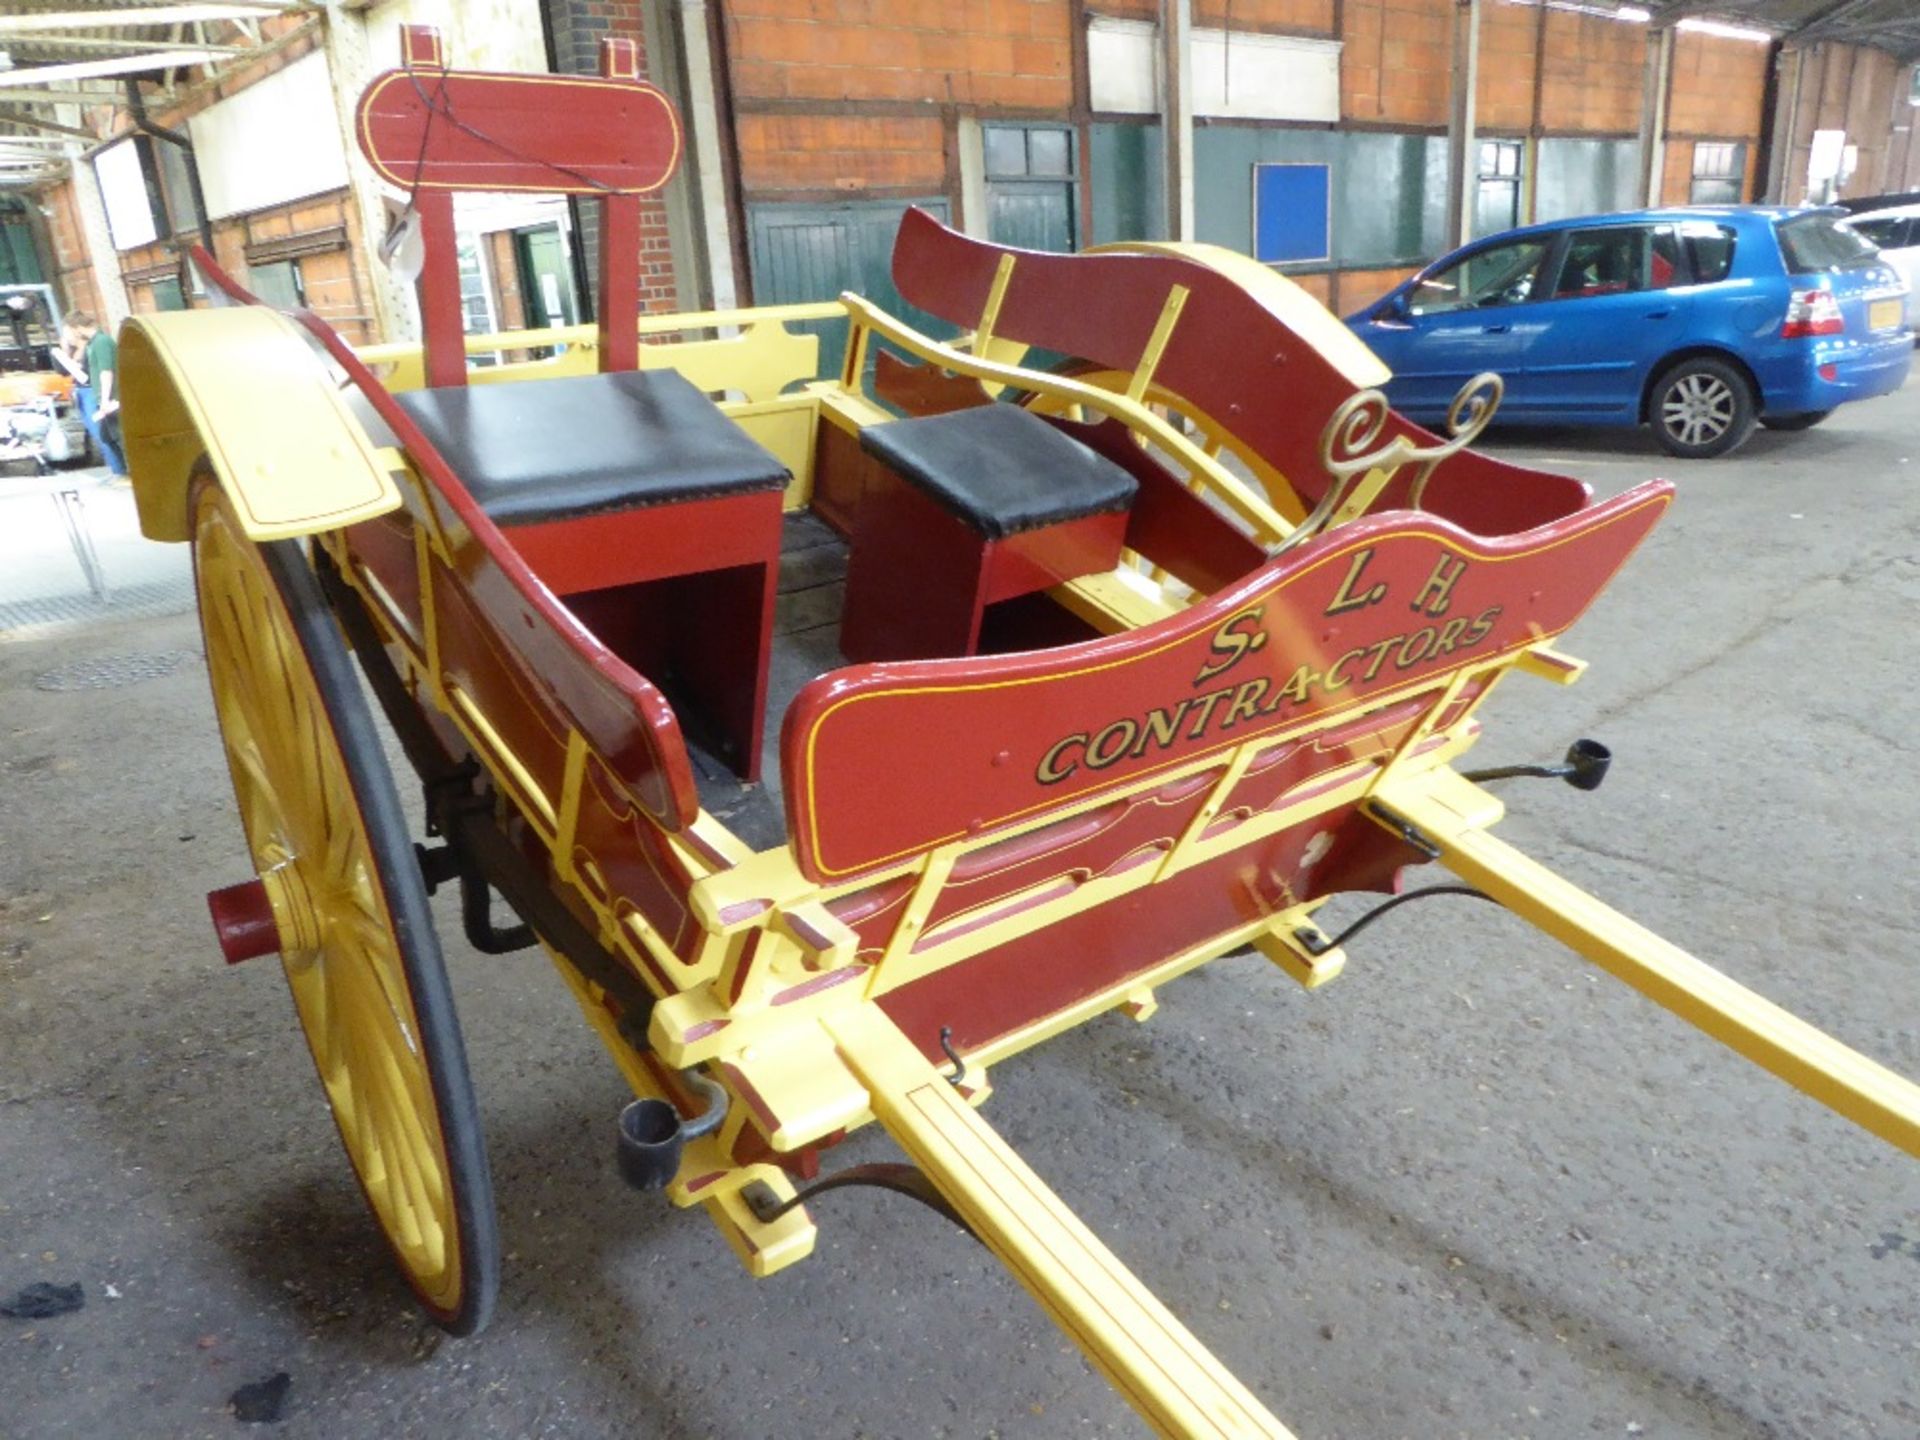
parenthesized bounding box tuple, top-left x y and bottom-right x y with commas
(3, 390, 1919, 1440)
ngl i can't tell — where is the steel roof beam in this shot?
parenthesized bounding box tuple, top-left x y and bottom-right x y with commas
(0, 110, 94, 137)
(2, 34, 245, 55)
(0, 6, 292, 33)
(0, 50, 227, 87)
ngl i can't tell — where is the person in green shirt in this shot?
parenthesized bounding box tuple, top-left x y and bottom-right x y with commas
(56, 310, 126, 477)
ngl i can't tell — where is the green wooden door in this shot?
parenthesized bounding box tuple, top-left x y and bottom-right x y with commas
(0, 200, 42, 286)
(514, 224, 577, 328)
(985, 125, 1077, 254)
(746, 197, 953, 380)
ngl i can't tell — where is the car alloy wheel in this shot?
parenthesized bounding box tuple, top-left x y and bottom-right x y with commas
(1649, 357, 1757, 459)
(1662, 372, 1736, 449)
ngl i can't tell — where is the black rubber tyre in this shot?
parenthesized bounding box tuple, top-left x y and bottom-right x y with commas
(191, 476, 500, 1337)
(1758, 410, 1833, 432)
(1648, 357, 1757, 459)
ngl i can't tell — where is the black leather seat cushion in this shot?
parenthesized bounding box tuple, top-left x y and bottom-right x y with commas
(392, 368, 790, 526)
(859, 404, 1138, 540)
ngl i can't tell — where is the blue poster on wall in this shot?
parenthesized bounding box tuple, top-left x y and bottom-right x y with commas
(1253, 162, 1331, 265)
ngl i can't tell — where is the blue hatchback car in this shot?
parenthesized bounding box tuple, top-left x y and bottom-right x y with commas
(1345, 207, 1912, 458)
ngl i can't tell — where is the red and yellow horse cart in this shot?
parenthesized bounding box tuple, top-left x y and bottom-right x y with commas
(114, 29, 1918, 1438)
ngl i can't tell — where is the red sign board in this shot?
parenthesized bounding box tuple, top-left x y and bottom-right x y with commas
(783, 484, 1671, 882)
(355, 57, 680, 197)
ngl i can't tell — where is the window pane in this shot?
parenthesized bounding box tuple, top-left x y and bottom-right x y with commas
(1554, 227, 1662, 297)
(1409, 238, 1550, 314)
(247, 260, 302, 309)
(150, 275, 186, 312)
(154, 141, 204, 236)
(983, 127, 1027, 177)
(1689, 176, 1741, 205)
(1681, 223, 1737, 283)
(1776, 212, 1881, 273)
(1027, 128, 1071, 178)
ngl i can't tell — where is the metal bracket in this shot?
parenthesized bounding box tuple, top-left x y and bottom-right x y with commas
(1366, 801, 1442, 859)
(741, 1163, 978, 1240)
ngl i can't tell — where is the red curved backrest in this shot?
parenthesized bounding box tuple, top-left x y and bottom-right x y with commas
(353, 25, 683, 387)
(890, 208, 1591, 536)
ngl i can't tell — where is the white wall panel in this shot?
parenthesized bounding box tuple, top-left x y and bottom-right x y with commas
(1087, 18, 1341, 123)
(94, 138, 157, 249)
(188, 52, 350, 220)
(1193, 32, 1341, 122)
(1088, 17, 1158, 116)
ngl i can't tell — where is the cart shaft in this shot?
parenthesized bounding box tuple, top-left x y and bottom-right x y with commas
(1374, 770, 1920, 1160)
(826, 1006, 1298, 1440)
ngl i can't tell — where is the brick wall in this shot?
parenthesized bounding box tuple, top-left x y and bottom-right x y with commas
(1341, 0, 1451, 128)
(1537, 8, 1642, 134)
(544, 0, 679, 314)
(726, 0, 1073, 111)
(113, 188, 380, 344)
(35, 180, 102, 320)
(736, 114, 949, 194)
(1088, 0, 1332, 35)
(1473, 2, 1644, 136)
(1332, 264, 1419, 313)
(1475, 0, 1540, 133)
(1193, 0, 1333, 32)
(1665, 30, 1768, 140)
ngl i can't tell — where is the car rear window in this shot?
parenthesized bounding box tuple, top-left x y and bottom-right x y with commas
(1775, 212, 1881, 273)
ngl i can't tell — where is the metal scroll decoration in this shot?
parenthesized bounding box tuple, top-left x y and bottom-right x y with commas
(1274, 370, 1505, 553)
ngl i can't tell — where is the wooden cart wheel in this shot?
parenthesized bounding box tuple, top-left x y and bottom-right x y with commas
(191, 475, 500, 1336)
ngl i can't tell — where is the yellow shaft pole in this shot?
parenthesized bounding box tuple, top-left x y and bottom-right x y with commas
(1379, 779, 1920, 1159)
(825, 1006, 1299, 1440)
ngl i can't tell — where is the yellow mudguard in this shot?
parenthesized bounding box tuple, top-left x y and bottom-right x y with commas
(119, 305, 401, 544)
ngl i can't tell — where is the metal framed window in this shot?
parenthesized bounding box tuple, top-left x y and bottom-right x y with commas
(982, 124, 1078, 254)
(1690, 143, 1744, 205)
(246, 260, 305, 311)
(1474, 140, 1524, 238)
(148, 275, 187, 312)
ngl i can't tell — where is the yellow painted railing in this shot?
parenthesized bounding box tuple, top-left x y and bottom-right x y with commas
(838, 294, 1297, 547)
(354, 301, 847, 395)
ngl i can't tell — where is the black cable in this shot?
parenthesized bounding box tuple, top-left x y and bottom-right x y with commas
(403, 68, 626, 197)
(1310, 884, 1495, 955)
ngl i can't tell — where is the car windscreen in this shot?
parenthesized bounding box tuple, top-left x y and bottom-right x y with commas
(1774, 213, 1881, 274)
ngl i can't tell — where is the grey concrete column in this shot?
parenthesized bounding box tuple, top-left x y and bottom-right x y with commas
(1444, 0, 1480, 249)
(674, 0, 739, 313)
(322, 2, 413, 342)
(1159, 0, 1193, 243)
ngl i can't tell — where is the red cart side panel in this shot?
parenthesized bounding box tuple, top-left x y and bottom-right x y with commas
(355, 47, 681, 196)
(783, 483, 1672, 884)
(268, 275, 702, 834)
(889, 207, 1590, 534)
(876, 797, 1386, 1062)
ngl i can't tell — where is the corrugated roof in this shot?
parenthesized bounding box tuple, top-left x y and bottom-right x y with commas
(0, 2, 299, 184)
(1641, 0, 1920, 60)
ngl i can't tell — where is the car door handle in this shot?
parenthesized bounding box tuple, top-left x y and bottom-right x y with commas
(1644, 308, 1673, 319)
(1481, 323, 1511, 334)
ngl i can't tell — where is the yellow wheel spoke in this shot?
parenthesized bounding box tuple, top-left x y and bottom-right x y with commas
(192, 480, 475, 1324)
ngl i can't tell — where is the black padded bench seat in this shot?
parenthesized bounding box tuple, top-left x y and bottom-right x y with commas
(858, 403, 1137, 539)
(392, 367, 790, 526)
